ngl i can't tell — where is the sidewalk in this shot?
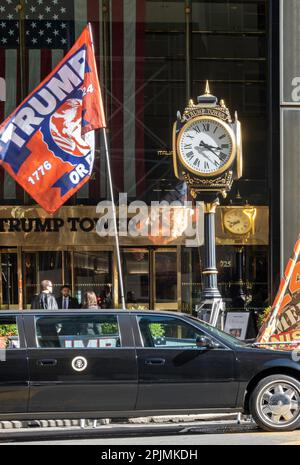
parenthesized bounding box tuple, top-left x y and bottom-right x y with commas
(0, 413, 241, 430)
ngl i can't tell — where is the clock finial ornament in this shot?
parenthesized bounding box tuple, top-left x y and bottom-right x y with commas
(205, 80, 211, 95)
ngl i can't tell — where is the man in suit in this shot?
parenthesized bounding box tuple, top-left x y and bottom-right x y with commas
(31, 280, 58, 310)
(57, 285, 80, 310)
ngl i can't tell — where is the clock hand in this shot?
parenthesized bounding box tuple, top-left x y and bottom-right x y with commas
(199, 141, 221, 158)
(195, 146, 214, 164)
(200, 141, 222, 151)
(198, 142, 222, 165)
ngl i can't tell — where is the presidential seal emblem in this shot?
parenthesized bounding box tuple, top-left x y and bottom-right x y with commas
(71, 356, 88, 372)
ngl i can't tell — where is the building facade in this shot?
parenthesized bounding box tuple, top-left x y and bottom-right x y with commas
(0, 0, 272, 321)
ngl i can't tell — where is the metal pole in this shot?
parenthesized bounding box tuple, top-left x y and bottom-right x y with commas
(17, 0, 27, 101)
(88, 22, 126, 309)
(102, 128, 126, 309)
(202, 201, 221, 299)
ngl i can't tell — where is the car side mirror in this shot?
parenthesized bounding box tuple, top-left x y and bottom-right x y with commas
(196, 336, 220, 350)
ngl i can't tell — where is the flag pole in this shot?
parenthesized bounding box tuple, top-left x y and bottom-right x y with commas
(88, 23, 126, 310)
(102, 128, 126, 310)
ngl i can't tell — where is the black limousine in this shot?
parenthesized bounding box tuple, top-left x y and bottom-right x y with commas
(0, 309, 299, 432)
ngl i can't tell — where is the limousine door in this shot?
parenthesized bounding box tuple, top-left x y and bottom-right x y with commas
(24, 313, 138, 414)
(133, 314, 238, 411)
(0, 315, 29, 414)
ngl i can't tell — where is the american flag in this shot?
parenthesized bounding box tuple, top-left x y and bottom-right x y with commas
(0, 0, 74, 49)
(0, 0, 146, 202)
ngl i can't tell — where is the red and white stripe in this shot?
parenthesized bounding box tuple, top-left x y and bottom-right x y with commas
(110, 0, 145, 197)
(0, 48, 24, 201)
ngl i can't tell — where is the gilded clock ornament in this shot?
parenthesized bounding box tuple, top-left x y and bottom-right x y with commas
(177, 116, 236, 178)
(223, 209, 252, 235)
(172, 82, 242, 197)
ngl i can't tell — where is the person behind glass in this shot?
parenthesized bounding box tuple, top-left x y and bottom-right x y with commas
(82, 291, 99, 309)
(31, 280, 58, 310)
(57, 285, 80, 310)
(100, 285, 112, 309)
(80, 289, 111, 429)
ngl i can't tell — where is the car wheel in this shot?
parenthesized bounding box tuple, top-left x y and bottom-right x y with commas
(250, 375, 300, 432)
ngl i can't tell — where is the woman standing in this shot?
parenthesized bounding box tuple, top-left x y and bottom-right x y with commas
(82, 291, 99, 309)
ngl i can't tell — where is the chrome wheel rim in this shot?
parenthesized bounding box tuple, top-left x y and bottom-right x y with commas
(257, 381, 300, 427)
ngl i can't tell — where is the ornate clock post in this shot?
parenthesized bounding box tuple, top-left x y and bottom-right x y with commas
(172, 82, 242, 324)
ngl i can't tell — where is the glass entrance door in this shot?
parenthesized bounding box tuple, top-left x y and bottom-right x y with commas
(122, 249, 150, 309)
(153, 249, 178, 310)
(0, 250, 19, 310)
(72, 250, 113, 308)
(122, 248, 179, 311)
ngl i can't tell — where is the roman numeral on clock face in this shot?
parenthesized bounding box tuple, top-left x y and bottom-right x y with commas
(184, 144, 192, 150)
(186, 151, 194, 160)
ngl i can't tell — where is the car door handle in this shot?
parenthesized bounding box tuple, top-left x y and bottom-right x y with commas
(144, 358, 166, 366)
(37, 359, 57, 367)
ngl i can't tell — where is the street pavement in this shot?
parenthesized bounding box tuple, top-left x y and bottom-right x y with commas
(0, 420, 299, 445)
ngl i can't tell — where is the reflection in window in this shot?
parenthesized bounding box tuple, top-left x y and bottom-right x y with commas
(155, 252, 177, 303)
(22, 252, 63, 307)
(73, 252, 112, 308)
(35, 315, 120, 349)
(0, 317, 19, 349)
(1, 253, 18, 308)
(122, 251, 149, 307)
(138, 315, 205, 348)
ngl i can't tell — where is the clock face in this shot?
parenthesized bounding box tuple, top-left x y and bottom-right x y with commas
(177, 116, 235, 177)
(224, 209, 252, 235)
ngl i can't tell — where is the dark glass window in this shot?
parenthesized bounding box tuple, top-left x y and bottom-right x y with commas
(138, 315, 206, 348)
(35, 315, 120, 349)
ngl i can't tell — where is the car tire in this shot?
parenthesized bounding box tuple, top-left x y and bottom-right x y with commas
(250, 374, 300, 432)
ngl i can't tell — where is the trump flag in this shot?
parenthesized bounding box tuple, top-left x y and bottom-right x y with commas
(0, 24, 106, 214)
(257, 236, 300, 346)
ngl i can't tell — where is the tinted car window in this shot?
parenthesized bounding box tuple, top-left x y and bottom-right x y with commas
(138, 315, 206, 348)
(0, 317, 19, 349)
(186, 315, 247, 347)
(35, 315, 120, 348)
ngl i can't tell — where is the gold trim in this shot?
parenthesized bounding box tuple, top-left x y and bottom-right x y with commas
(202, 270, 218, 275)
(235, 116, 243, 179)
(205, 80, 211, 95)
(204, 200, 219, 214)
(172, 121, 180, 179)
(176, 115, 236, 178)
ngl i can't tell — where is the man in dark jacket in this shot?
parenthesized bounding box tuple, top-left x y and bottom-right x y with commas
(56, 285, 80, 310)
(31, 280, 58, 310)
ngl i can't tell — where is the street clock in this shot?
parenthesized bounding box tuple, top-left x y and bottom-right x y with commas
(172, 82, 242, 200)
